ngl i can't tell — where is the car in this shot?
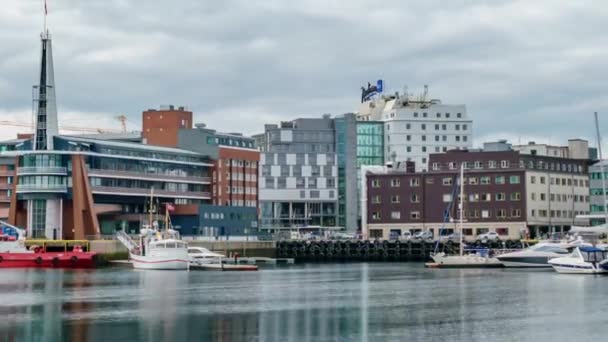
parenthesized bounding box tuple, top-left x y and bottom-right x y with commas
(476, 231, 500, 242)
(402, 231, 413, 240)
(332, 232, 355, 240)
(413, 231, 433, 241)
(439, 232, 461, 242)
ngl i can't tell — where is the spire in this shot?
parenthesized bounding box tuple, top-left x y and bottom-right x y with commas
(33, 1, 58, 150)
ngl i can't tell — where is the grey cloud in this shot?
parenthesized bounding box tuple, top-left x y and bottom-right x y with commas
(1, 0, 608, 144)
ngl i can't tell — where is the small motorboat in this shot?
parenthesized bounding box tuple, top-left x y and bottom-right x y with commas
(548, 246, 608, 274)
(188, 246, 225, 265)
(497, 242, 581, 268)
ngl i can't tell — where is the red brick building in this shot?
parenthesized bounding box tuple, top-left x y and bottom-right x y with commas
(142, 105, 192, 147)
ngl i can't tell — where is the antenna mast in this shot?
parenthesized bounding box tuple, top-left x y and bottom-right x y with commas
(594, 112, 608, 224)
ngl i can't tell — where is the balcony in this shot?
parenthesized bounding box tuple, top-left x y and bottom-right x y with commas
(0, 171, 15, 177)
(0, 195, 10, 202)
(17, 166, 67, 176)
(87, 168, 211, 184)
(16, 184, 68, 193)
(90, 186, 211, 199)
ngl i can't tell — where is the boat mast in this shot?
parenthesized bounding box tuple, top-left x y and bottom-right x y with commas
(594, 112, 608, 224)
(459, 163, 464, 257)
(148, 187, 154, 230)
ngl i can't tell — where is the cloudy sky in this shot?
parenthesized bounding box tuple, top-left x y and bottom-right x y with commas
(1, 0, 608, 148)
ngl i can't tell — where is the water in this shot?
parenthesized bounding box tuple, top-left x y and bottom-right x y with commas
(1, 263, 607, 341)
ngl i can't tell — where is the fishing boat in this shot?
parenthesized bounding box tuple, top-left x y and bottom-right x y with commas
(0, 220, 97, 269)
(430, 164, 502, 268)
(548, 246, 608, 274)
(116, 189, 189, 270)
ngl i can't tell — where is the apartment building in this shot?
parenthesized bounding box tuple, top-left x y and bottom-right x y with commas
(255, 116, 338, 233)
(364, 141, 591, 240)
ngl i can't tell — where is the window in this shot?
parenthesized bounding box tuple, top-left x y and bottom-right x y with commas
(468, 177, 478, 185)
(481, 193, 492, 201)
(540, 176, 546, 184)
(410, 178, 420, 187)
(422, 135, 426, 141)
(495, 176, 505, 184)
(391, 178, 400, 187)
(432, 162, 439, 170)
(511, 192, 521, 201)
(371, 179, 380, 188)
(435, 124, 440, 130)
(446, 113, 450, 118)
(442, 124, 447, 130)
(474, 161, 482, 169)
(410, 211, 421, 219)
(457, 113, 462, 118)
(414, 112, 419, 117)
(372, 212, 381, 220)
(501, 160, 509, 168)
(463, 124, 468, 130)
(496, 193, 506, 201)
(530, 176, 536, 184)
(455, 124, 460, 131)
(443, 194, 453, 202)
(540, 193, 546, 201)
(436, 113, 441, 118)
(423, 112, 428, 118)
(391, 211, 401, 219)
(442, 177, 453, 186)
(421, 124, 426, 130)
(489, 161, 497, 169)
(410, 193, 420, 203)
(496, 209, 507, 218)
(481, 210, 490, 218)
(448, 162, 457, 170)
(511, 209, 521, 218)
(407, 146, 412, 153)
(480, 176, 490, 185)
(391, 195, 400, 203)
(406, 123, 411, 129)
(372, 195, 381, 204)
(496, 228, 509, 236)
(406, 135, 411, 141)
(469, 193, 479, 202)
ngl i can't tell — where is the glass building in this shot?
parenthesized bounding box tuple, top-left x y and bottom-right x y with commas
(336, 114, 384, 231)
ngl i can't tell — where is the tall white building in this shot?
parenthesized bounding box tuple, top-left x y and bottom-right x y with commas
(358, 87, 472, 171)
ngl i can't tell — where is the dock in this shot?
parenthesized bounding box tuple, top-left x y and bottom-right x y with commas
(190, 263, 258, 271)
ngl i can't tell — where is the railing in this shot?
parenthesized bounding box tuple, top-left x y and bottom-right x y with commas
(0, 171, 15, 177)
(91, 186, 211, 199)
(16, 184, 67, 193)
(0, 183, 13, 189)
(87, 168, 211, 183)
(17, 166, 67, 175)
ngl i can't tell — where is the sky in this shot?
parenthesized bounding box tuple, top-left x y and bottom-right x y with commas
(1, 0, 608, 149)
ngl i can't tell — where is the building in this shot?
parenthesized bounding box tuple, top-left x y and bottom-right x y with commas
(589, 160, 608, 225)
(335, 114, 384, 231)
(364, 140, 591, 240)
(358, 85, 472, 171)
(142, 106, 193, 147)
(256, 116, 338, 233)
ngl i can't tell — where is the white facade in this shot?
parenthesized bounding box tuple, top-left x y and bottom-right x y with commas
(525, 171, 589, 229)
(384, 102, 472, 171)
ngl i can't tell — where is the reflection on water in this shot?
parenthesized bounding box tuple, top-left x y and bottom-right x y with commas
(1, 264, 608, 341)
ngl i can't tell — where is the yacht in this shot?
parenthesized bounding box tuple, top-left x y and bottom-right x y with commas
(548, 246, 608, 274)
(188, 247, 225, 264)
(430, 164, 502, 268)
(496, 242, 574, 268)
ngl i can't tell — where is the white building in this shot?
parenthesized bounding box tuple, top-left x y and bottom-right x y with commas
(358, 87, 472, 172)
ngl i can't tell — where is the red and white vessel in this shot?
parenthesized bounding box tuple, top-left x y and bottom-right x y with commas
(0, 220, 97, 269)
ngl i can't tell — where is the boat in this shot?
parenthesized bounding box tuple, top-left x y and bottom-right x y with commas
(188, 246, 225, 264)
(116, 189, 189, 270)
(496, 242, 579, 268)
(430, 164, 502, 268)
(548, 246, 608, 274)
(0, 220, 97, 269)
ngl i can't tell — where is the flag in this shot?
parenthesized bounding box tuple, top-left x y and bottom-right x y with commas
(166, 203, 175, 212)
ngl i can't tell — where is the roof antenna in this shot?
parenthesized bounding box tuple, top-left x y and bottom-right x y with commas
(42, 0, 48, 35)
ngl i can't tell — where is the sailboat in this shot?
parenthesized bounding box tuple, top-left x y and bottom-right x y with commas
(117, 189, 189, 270)
(429, 163, 503, 268)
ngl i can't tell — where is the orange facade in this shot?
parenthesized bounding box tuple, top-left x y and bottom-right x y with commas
(213, 146, 259, 209)
(142, 107, 192, 147)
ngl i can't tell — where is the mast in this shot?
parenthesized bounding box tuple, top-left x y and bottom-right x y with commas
(459, 163, 464, 256)
(148, 187, 154, 229)
(594, 112, 608, 224)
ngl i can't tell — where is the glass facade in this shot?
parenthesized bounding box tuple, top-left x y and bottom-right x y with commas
(356, 122, 384, 167)
(335, 118, 347, 227)
(30, 199, 46, 238)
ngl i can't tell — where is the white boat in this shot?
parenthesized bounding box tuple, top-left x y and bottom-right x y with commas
(430, 164, 502, 268)
(496, 242, 575, 268)
(188, 246, 225, 265)
(548, 246, 608, 274)
(117, 188, 189, 270)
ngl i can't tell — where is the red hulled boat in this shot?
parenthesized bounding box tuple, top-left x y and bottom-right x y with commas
(0, 221, 97, 269)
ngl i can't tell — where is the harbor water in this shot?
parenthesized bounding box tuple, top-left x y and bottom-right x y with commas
(1, 263, 608, 341)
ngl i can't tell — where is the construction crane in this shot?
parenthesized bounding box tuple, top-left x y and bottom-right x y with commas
(115, 115, 128, 133)
(0, 120, 123, 134)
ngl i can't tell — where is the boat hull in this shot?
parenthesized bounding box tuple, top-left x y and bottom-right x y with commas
(431, 253, 503, 268)
(130, 254, 189, 270)
(496, 256, 553, 268)
(0, 252, 97, 269)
